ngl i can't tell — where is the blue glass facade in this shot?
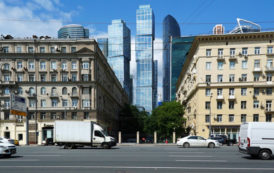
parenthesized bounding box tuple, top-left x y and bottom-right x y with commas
(97, 38, 108, 58)
(135, 5, 155, 113)
(58, 24, 89, 39)
(162, 15, 181, 102)
(108, 20, 131, 102)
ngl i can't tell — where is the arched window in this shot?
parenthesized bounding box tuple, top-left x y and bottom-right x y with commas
(29, 87, 35, 95)
(51, 87, 57, 96)
(3, 63, 10, 70)
(41, 87, 46, 95)
(62, 87, 67, 95)
(72, 87, 77, 96)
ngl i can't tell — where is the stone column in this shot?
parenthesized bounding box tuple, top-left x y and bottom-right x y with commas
(154, 131, 157, 144)
(173, 132, 176, 144)
(118, 131, 121, 144)
(136, 131, 139, 144)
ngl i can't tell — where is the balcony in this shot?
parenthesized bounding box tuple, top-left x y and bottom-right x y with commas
(217, 56, 225, 61)
(265, 66, 274, 72)
(265, 108, 274, 113)
(228, 95, 236, 100)
(216, 95, 224, 100)
(50, 93, 59, 98)
(229, 55, 236, 60)
(27, 93, 36, 98)
(0, 81, 16, 86)
(253, 67, 262, 72)
(266, 52, 274, 56)
(70, 93, 79, 98)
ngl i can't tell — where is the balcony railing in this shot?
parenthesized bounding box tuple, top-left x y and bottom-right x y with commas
(216, 95, 224, 100)
(265, 66, 274, 71)
(228, 95, 235, 100)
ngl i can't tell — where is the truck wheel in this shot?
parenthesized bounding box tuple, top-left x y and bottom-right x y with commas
(183, 142, 190, 148)
(259, 150, 272, 160)
(208, 143, 215, 148)
(103, 143, 110, 149)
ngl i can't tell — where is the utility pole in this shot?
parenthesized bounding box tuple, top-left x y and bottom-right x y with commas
(209, 93, 213, 138)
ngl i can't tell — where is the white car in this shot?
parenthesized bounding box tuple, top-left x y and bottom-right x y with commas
(0, 138, 16, 157)
(177, 136, 220, 148)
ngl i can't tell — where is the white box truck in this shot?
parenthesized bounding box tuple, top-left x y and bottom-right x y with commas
(54, 121, 116, 149)
(239, 122, 274, 160)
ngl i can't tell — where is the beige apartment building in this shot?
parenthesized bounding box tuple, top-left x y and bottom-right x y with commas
(0, 37, 128, 145)
(176, 32, 274, 141)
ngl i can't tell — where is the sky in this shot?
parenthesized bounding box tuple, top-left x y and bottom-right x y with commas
(1, 0, 274, 101)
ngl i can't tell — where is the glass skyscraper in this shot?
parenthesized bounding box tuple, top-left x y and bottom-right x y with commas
(108, 19, 131, 101)
(135, 5, 155, 112)
(97, 38, 108, 58)
(162, 15, 180, 102)
(58, 24, 89, 39)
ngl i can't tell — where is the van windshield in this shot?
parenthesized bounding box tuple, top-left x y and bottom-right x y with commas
(102, 130, 108, 136)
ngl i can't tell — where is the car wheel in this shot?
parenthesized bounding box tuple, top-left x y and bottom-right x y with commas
(208, 143, 215, 148)
(103, 143, 110, 149)
(183, 142, 190, 148)
(259, 150, 272, 160)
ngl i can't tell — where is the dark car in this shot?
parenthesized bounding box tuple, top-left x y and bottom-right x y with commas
(211, 136, 226, 144)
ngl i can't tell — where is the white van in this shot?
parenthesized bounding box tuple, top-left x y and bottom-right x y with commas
(239, 122, 274, 160)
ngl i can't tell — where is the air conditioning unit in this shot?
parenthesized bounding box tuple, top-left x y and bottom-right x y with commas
(11, 67, 16, 71)
(239, 78, 243, 81)
(262, 74, 266, 78)
(262, 89, 266, 94)
(206, 82, 210, 86)
(25, 90, 29, 93)
(260, 105, 265, 109)
(23, 67, 28, 71)
(244, 55, 248, 59)
(239, 52, 242, 56)
(253, 95, 257, 99)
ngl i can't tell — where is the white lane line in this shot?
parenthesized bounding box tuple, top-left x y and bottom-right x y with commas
(169, 155, 212, 157)
(1, 166, 274, 170)
(168, 152, 205, 154)
(0, 159, 39, 162)
(176, 160, 227, 162)
(23, 155, 61, 157)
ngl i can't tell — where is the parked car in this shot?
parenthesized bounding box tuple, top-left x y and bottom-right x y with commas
(177, 136, 220, 148)
(8, 139, 19, 146)
(239, 122, 274, 160)
(210, 136, 227, 145)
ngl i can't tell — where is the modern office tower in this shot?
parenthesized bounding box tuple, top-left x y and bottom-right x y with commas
(153, 60, 158, 108)
(58, 24, 89, 39)
(162, 15, 181, 102)
(213, 24, 225, 35)
(97, 38, 108, 58)
(107, 19, 131, 101)
(135, 5, 155, 113)
(176, 32, 274, 142)
(0, 37, 128, 145)
(171, 36, 195, 100)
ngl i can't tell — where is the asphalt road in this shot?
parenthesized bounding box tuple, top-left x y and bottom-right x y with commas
(1, 145, 274, 173)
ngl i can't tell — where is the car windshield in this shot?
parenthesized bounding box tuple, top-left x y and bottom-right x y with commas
(198, 136, 205, 140)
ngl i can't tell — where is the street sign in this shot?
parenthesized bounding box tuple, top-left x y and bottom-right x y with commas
(10, 94, 27, 116)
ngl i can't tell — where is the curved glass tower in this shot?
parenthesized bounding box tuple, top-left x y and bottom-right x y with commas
(162, 15, 180, 102)
(58, 24, 89, 39)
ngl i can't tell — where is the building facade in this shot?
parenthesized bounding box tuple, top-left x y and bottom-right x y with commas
(135, 5, 156, 112)
(107, 19, 131, 102)
(171, 36, 195, 100)
(176, 32, 274, 141)
(162, 15, 181, 102)
(213, 24, 225, 35)
(58, 24, 89, 39)
(0, 38, 128, 145)
(97, 38, 108, 58)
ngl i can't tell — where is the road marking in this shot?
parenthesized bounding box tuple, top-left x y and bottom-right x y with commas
(176, 160, 227, 162)
(23, 155, 62, 157)
(168, 152, 205, 154)
(1, 166, 274, 171)
(169, 155, 212, 157)
(0, 159, 39, 162)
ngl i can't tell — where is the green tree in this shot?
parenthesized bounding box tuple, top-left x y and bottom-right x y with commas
(145, 101, 185, 140)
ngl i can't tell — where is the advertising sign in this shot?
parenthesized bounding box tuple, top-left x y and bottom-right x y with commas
(10, 94, 27, 116)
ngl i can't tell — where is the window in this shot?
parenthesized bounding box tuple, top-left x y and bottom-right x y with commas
(71, 47, 76, 53)
(95, 131, 104, 138)
(266, 73, 272, 82)
(229, 101, 234, 109)
(40, 61, 46, 70)
(230, 48, 235, 57)
(217, 75, 223, 82)
(18, 134, 23, 141)
(242, 48, 248, 55)
(62, 87, 67, 95)
(51, 99, 58, 107)
(51, 61, 57, 70)
(254, 73, 259, 81)
(217, 114, 222, 122)
(266, 114, 272, 122)
(71, 73, 77, 81)
(229, 114, 234, 122)
(18, 87, 23, 95)
(72, 87, 77, 95)
(241, 114, 247, 122)
(3, 63, 10, 70)
(29, 99, 36, 107)
(241, 88, 247, 96)
(205, 88, 211, 96)
(62, 62, 67, 70)
(28, 47, 34, 53)
(61, 112, 66, 120)
(16, 47, 22, 53)
(229, 74, 235, 82)
(62, 99, 68, 107)
(29, 74, 35, 81)
(3, 46, 9, 53)
(254, 47, 260, 55)
(217, 62, 223, 70)
(72, 99, 78, 107)
(254, 88, 259, 96)
(41, 99, 46, 107)
(206, 49, 211, 56)
(218, 49, 223, 57)
(242, 60, 247, 69)
(17, 61, 23, 69)
(206, 62, 211, 70)
(50, 112, 56, 120)
(29, 61, 35, 70)
(267, 59, 273, 68)
(82, 99, 91, 108)
(4, 74, 10, 82)
(266, 101, 272, 111)
(82, 74, 90, 81)
(41, 87, 46, 95)
(229, 61, 235, 69)
(40, 112, 46, 120)
(205, 115, 210, 123)
(217, 101, 222, 109)
(205, 102, 210, 109)
(40, 74, 46, 82)
(61, 47, 66, 53)
(4, 88, 10, 95)
(206, 75, 211, 83)
(241, 101, 247, 109)
(266, 88, 272, 95)
(72, 61, 77, 70)
(62, 73, 68, 82)
(50, 47, 55, 53)
(84, 112, 89, 119)
(72, 112, 77, 120)
(253, 101, 259, 109)
(82, 62, 89, 69)
(188, 136, 198, 140)
(253, 114, 259, 122)
(40, 47, 45, 53)
(82, 87, 90, 94)
(4, 99, 10, 108)
(229, 88, 234, 96)
(267, 46, 273, 54)
(254, 60, 260, 70)
(51, 74, 57, 82)
(217, 88, 223, 96)
(17, 73, 23, 82)
(241, 74, 247, 81)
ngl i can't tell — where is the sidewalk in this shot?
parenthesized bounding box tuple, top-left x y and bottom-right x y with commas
(117, 143, 177, 146)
